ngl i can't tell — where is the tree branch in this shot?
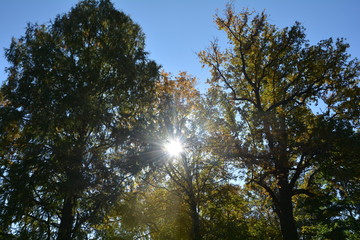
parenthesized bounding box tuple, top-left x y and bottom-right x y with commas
(292, 188, 316, 197)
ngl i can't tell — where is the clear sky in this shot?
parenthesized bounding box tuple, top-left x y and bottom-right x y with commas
(1, 0, 359, 90)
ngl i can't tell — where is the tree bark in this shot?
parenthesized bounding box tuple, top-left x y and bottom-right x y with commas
(182, 154, 202, 240)
(57, 196, 75, 240)
(277, 179, 298, 240)
(264, 115, 298, 240)
(189, 199, 201, 240)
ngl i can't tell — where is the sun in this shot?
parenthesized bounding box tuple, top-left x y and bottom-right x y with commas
(164, 139, 183, 157)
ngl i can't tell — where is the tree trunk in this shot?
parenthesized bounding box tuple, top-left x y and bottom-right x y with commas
(189, 199, 201, 240)
(181, 154, 202, 240)
(267, 115, 298, 240)
(57, 196, 75, 240)
(278, 181, 298, 240)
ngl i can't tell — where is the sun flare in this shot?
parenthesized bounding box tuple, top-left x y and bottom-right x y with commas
(164, 139, 183, 157)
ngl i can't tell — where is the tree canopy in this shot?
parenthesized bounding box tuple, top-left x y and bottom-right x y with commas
(0, 0, 159, 238)
(0, 1, 359, 240)
(199, 5, 359, 240)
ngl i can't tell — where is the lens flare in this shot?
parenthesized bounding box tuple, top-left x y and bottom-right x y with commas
(164, 139, 183, 156)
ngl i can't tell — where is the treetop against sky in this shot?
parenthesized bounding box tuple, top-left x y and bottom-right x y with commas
(0, 1, 359, 239)
(0, 0, 359, 89)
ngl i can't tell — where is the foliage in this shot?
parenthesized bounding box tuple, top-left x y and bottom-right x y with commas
(146, 72, 225, 240)
(1, 1, 359, 239)
(97, 72, 241, 240)
(296, 119, 360, 239)
(0, 0, 159, 238)
(199, 4, 359, 240)
(201, 184, 250, 240)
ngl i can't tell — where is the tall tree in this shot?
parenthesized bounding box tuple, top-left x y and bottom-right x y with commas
(0, 0, 159, 239)
(199, 6, 359, 240)
(101, 72, 234, 240)
(150, 72, 220, 240)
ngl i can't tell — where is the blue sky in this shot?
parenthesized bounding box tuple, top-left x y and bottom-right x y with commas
(1, 0, 359, 90)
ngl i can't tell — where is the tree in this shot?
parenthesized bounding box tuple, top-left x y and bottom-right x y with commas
(99, 72, 236, 240)
(295, 119, 360, 239)
(0, 0, 159, 238)
(154, 72, 210, 240)
(145, 72, 225, 240)
(199, 5, 359, 240)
